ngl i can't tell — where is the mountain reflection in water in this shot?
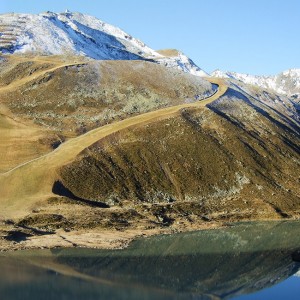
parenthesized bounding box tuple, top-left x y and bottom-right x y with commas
(1, 221, 300, 300)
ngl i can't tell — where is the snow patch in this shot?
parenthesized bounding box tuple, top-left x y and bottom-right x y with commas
(294, 271, 300, 277)
(212, 69, 300, 96)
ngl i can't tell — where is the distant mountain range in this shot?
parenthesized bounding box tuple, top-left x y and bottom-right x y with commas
(212, 69, 300, 98)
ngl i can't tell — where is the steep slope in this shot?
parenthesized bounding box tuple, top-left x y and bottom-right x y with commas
(0, 11, 156, 59)
(1, 79, 299, 250)
(56, 84, 300, 221)
(0, 11, 207, 76)
(0, 55, 215, 173)
(212, 69, 300, 97)
(0, 76, 224, 219)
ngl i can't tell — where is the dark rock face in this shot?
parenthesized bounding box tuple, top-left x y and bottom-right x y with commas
(292, 250, 300, 262)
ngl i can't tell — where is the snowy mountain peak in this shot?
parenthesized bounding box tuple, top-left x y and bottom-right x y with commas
(212, 69, 300, 97)
(0, 11, 207, 77)
(0, 11, 158, 60)
(155, 49, 209, 77)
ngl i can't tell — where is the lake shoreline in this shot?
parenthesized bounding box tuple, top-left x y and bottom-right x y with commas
(0, 221, 223, 252)
(2, 219, 300, 300)
(0, 217, 296, 252)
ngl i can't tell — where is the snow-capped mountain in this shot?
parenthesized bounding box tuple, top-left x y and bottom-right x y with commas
(0, 11, 207, 76)
(156, 49, 208, 77)
(212, 69, 300, 97)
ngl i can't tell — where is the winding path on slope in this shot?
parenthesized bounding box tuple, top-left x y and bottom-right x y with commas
(0, 60, 228, 219)
(0, 57, 84, 94)
(0, 57, 88, 173)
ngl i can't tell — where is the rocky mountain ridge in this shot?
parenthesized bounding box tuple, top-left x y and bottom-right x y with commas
(212, 69, 300, 98)
(0, 11, 207, 76)
(2, 10, 300, 93)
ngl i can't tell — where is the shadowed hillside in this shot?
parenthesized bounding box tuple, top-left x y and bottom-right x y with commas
(57, 87, 300, 221)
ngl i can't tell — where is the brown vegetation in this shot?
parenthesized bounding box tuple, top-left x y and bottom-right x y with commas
(0, 55, 299, 251)
(58, 89, 300, 220)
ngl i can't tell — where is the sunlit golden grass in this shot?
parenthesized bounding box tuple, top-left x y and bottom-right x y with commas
(0, 60, 226, 219)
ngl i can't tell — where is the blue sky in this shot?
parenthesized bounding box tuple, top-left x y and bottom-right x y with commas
(1, 0, 299, 75)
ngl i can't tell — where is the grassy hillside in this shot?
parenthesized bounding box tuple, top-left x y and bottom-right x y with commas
(0, 55, 299, 251)
(57, 87, 300, 221)
(0, 56, 214, 135)
(0, 55, 215, 171)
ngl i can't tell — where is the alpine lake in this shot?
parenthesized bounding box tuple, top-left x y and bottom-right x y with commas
(1, 220, 300, 300)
